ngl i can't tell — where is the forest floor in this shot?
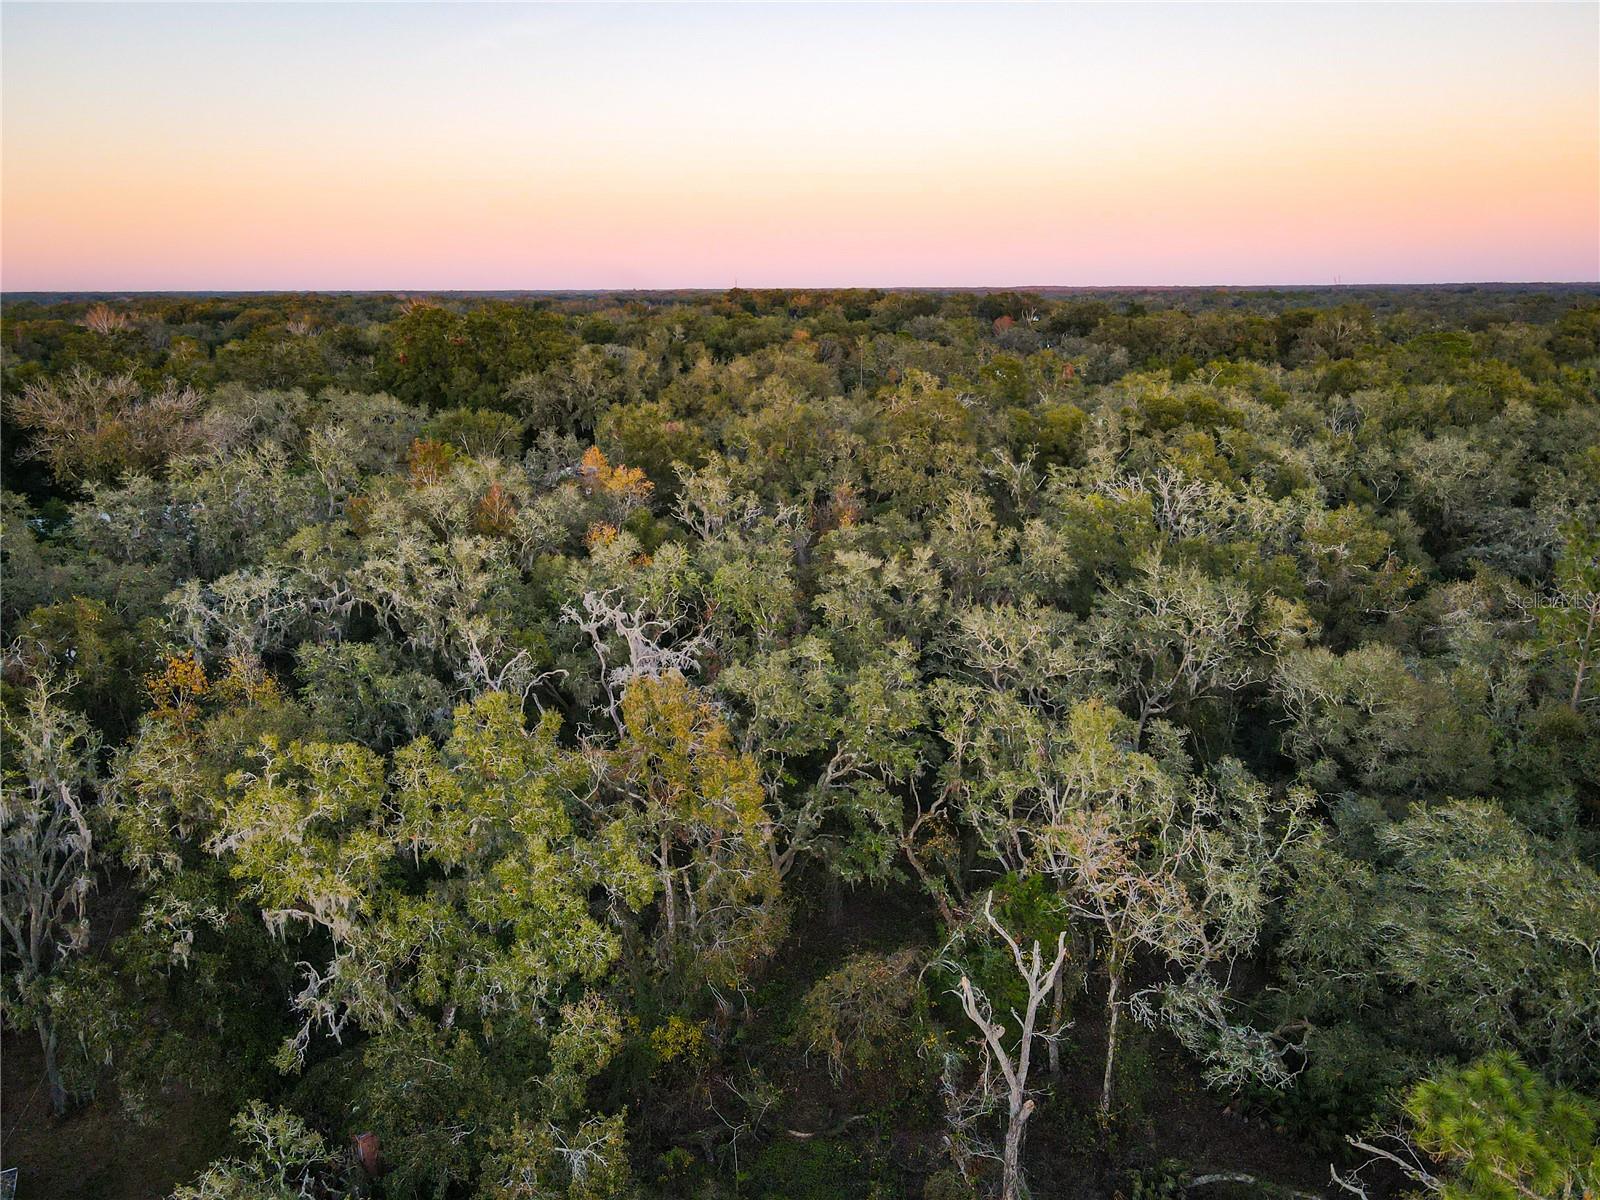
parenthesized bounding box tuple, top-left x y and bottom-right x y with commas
(2, 876, 1374, 1200)
(1, 1030, 225, 1200)
(2, 872, 230, 1200)
(677, 876, 1363, 1200)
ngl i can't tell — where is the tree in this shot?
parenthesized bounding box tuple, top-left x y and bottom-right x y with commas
(165, 568, 312, 664)
(1297, 504, 1423, 645)
(796, 948, 922, 1086)
(10, 595, 144, 735)
(82, 302, 134, 335)
(939, 694, 1309, 1118)
(172, 1103, 346, 1200)
(478, 1112, 635, 1200)
(862, 369, 983, 518)
(506, 342, 644, 437)
(605, 673, 783, 990)
(1280, 800, 1600, 1086)
(1333, 1053, 1600, 1200)
(596, 400, 711, 493)
(945, 893, 1069, 1200)
(214, 692, 627, 1067)
(1537, 522, 1600, 711)
(1, 672, 102, 1113)
(715, 636, 929, 889)
(381, 302, 577, 411)
(565, 584, 708, 733)
(11, 365, 204, 488)
(1087, 551, 1263, 743)
(351, 500, 553, 706)
(1274, 642, 1495, 801)
(14, 285, 1600, 1200)
(423, 405, 527, 458)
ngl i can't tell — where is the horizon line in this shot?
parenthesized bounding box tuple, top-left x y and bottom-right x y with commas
(6, 280, 1600, 298)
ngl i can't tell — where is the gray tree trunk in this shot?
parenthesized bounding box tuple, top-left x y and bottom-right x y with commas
(1100, 968, 1122, 1119)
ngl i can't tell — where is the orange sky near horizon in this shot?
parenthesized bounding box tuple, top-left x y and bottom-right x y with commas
(3, 3, 1597, 290)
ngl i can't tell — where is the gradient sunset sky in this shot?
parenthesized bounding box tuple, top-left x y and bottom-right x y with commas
(3, 2, 1597, 290)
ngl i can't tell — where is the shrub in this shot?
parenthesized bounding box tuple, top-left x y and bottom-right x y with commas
(795, 948, 922, 1085)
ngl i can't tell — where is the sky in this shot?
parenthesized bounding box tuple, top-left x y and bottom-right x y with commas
(2, 2, 1597, 290)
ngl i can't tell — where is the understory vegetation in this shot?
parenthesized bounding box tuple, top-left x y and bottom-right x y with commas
(3, 285, 1598, 1199)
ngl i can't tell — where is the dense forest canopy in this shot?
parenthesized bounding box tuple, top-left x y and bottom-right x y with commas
(3, 285, 1599, 1200)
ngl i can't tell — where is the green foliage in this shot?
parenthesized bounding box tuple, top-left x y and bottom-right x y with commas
(1537, 521, 1600, 711)
(922, 1168, 978, 1200)
(478, 1112, 635, 1200)
(424, 405, 528, 457)
(171, 1103, 345, 1200)
(381, 302, 577, 411)
(10, 366, 204, 488)
(608, 673, 784, 988)
(4, 286, 1600, 1199)
(1404, 1054, 1599, 1200)
(547, 994, 625, 1120)
(1008, 401, 1086, 467)
(219, 693, 625, 1070)
(1280, 801, 1600, 1087)
(12, 596, 144, 729)
(598, 399, 712, 491)
(1121, 1160, 1187, 1200)
(1, 671, 102, 1112)
(747, 1138, 891, 1200)
(795, 947, 924, 1085)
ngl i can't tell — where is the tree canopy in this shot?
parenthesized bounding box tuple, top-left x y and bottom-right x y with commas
(3, 284, 1598, 1200)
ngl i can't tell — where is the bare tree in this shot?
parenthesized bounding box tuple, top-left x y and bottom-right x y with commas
(12, 365, 203, 486)
(951, 894, 1070, 1200)
(1329, 1124, 1441, 1200)
(82, 302, 132, 334)
(564, 587, 708, 732)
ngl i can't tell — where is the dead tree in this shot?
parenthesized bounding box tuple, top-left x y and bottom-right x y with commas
(564, 587, 707, 731)
(954, 894, 1070, 1200)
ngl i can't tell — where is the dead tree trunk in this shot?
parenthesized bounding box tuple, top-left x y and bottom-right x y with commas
(955, 895, 1070, 1200)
